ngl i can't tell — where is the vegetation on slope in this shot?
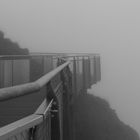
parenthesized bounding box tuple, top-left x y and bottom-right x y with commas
(73, 93, 140, 140)
(0, 31, 29, 55)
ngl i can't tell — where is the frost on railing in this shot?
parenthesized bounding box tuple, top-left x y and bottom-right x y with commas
(0, 53, 101, 140)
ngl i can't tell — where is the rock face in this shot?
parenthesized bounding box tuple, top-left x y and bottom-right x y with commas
(73, 93, 140, 140)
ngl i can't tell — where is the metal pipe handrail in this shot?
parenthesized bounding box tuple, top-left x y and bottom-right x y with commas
(0, 54, 58, 60)
(0, 53, 99, 60)
(30, 52, 100, 55)
(0, 53, 101, 140)
(0, 99, 53, 140)
(0, 61, 70, 101)
(0, 114, 42, 140)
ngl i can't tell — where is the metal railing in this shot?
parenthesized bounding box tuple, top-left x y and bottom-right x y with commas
(0, 53, 101, 140)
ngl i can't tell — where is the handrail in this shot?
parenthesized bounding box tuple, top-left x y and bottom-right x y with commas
(0, 53, 101, 140)
(35, 99, 53, 117)
(0, 99, 53, 140)
(30, 52, 100, 56)
(0, 114, 42, 140)
(0, 61, 70, 101)
(0, 53, 99, 60)
(0, 54, 59, 60)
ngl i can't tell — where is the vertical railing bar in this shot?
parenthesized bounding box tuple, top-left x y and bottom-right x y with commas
(82, 56, 86, 92)
(29, 56, 31, 83)
(29, 56, 31, 82)
(47, 111, 51, 140)
(92, 56, 94, 84)
(11, 59, 14, 86)
(0, 60, 4, 88)
(87, 56, 91, 88)
(14, 135, 18, 140)
(42, 55, 45, 75)
(76, 56, 79, 94)
(43, 116, 46, 140)
(94, 55, 97, 83)
(73, 56, 77, 95)
(98, 55, 101, 81)
(21, 132, 26, 140)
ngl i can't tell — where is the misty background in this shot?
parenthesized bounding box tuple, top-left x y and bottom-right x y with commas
(0, 0, 140, 135)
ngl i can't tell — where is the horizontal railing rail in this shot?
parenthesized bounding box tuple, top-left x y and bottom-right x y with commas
(0, 61, 70, 101)
(0, 58, 70, 140)
(0, 99, 53, 140)
(0, 53, 99, 60)
(0, 53, 61, 59)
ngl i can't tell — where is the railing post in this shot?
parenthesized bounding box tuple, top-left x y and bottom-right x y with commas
(88, 56, 91, 88)
(73, 57, 77, 95)
(76, 56, 80, 94)
(0, 60, 4, 88)
(43, 56, 53, 74)
(94, 55, 101, 83)
(97, 55, 101, 82)
(93, 55, 97, 84)
(90, 56, 94, 85)
(82, 57, 86, 92)
(11, 59, 14, 86)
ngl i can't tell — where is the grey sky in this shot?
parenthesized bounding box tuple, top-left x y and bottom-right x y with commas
(0, 0, 140, 52)
(1, 0, 140, 135)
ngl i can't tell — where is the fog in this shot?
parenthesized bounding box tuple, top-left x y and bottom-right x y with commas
(1, 0, 140, 135)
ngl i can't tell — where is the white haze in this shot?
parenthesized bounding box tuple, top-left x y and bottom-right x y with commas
(0, 0, 140, 135)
